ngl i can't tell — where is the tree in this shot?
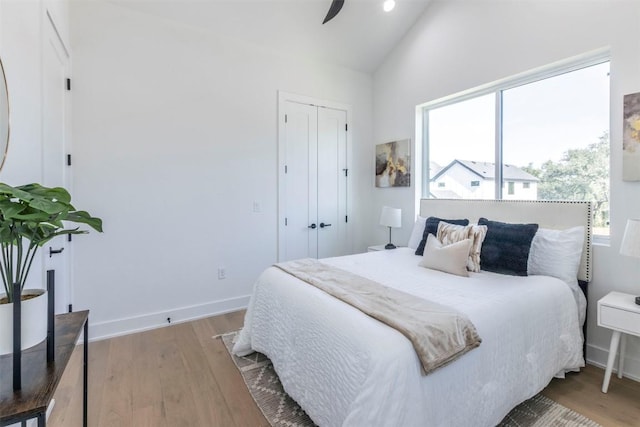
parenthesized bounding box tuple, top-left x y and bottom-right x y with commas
(521, 132, 609, 228)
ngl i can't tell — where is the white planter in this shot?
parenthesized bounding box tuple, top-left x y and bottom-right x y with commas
(0, 289, 48, 355)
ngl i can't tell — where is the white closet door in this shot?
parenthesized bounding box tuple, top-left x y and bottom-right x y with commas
(317, 107, 347, 259)
(279, 98, 348, 262)
(283, 101, 318, 260)
(42, 16, 71, 314)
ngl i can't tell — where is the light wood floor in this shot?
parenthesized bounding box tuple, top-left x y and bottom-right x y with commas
(48, 311, 640, 427)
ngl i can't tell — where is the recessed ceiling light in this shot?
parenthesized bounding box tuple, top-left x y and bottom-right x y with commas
(383, 0, 396, 12)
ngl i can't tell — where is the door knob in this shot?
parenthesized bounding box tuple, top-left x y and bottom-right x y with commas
(308, 223, 317, 229)
(319, 223, 332, 228)
(49, 247, 64, 257)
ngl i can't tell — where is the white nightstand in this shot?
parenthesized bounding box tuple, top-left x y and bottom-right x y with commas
(597, 291, 640, 393)
(367, 245, 405, 252)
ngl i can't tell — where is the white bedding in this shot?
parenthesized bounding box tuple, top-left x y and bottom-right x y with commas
(234, 248, 585, 427)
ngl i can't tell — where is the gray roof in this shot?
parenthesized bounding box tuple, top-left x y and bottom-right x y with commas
(432, 160, 539, 182)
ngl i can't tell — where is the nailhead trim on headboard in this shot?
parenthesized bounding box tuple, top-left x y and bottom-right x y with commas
(419, 199, 592, 282)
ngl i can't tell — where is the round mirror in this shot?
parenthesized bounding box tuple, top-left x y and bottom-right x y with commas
(0, 58, 9, 172)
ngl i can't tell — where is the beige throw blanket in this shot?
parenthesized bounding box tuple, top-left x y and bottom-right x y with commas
(275, 258, 482, 375)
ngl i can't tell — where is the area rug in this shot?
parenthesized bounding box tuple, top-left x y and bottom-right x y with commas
(219, 332, 601, 427)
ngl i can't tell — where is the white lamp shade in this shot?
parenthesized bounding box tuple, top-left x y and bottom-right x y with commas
(380, 206, 402, 228)
(620, 219, 640, 258)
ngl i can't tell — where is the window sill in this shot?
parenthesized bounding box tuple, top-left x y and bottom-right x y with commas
(593, 235, 610, 247)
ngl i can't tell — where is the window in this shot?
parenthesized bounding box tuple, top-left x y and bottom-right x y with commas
(427, 95, 495, 200)
(422, 55, 610, 236)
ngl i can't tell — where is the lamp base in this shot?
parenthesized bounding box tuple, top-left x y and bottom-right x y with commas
(635, 296, 640, 306)
(385, 243, 397, 250)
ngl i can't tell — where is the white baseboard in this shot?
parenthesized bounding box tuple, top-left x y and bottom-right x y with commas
(88, 295, 251, 342)
(587, 342, 640, 382)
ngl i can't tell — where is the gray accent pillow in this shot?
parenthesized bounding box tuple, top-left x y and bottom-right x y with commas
(415, 217, 469, 256)
(478, 217, 538, 276)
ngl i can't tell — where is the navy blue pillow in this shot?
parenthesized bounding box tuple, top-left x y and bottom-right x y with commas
(415, 217, 470, 256)
(478, 218, 538, 276)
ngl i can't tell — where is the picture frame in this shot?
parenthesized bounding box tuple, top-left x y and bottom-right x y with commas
(623, 92, 640, 181)
(375, 139, 411, 188)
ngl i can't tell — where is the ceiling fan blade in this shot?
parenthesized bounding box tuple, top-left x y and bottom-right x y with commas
(322, 0, 345, 24)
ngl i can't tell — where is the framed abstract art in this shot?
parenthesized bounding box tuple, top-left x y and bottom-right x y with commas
(623, 92, 640, 181)
(375, 139, 411, 188)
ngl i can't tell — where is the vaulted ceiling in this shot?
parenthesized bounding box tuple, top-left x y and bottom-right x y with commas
(109, 0, 432, 73)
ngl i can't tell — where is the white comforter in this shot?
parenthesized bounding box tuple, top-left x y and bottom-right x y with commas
(234, 248, 584, 427)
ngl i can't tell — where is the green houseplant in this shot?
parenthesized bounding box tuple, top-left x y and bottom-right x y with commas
(0, 183, 102, 303)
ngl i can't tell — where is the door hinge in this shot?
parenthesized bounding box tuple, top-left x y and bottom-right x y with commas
(285, 114, 288, 123)
(66, 78, 71, 91)
(345, 215, 348, 223)
(67, 154, 72, 166)
(343, 168, 348, 177)
(285, 165, 288, 174)
(345, 123, 348, 131)
(285, 217, 288, 226)
(67, 234, 72, 242)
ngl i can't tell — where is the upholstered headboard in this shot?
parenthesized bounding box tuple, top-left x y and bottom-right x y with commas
(419, 199, 592, 282)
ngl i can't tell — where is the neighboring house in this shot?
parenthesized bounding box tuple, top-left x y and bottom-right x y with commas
(428, 161, 443, 183)
(430, 160, 539, 200)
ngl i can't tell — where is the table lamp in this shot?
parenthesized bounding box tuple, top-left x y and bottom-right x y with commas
(620, 219, 640, 305)
(380, 206, 401, 249)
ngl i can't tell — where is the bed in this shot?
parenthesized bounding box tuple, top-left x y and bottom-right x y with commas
(234, 199, 592, 427)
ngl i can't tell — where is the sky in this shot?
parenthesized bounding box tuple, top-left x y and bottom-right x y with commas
(428, 61, 610, 170)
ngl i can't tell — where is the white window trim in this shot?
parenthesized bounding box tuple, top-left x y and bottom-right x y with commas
(419, 47, 610, 238)
(418, 47, 609, 112)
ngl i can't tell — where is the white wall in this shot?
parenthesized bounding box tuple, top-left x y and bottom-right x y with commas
(0, 0, 71, 293)
(69, 1, 373, 339)
(373, 0, 640, 379)
(0, 0, 44, 186)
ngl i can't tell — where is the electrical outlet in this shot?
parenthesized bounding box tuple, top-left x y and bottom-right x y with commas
(218, 268, 226, 279)
(253, 201, 261, 213)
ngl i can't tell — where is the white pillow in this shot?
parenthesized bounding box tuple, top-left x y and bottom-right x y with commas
(527, 226, 585, 284)
(419, 234, 472, 277)
(407, 216, 427, 250)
